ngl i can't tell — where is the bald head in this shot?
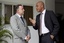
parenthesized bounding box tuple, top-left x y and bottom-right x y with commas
(36, 1, 45, 12)
(37, 1, 44, 6)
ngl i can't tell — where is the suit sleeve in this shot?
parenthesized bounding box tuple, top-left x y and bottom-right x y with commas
(27, 27, 31, 39)
(10, 16, 26, 40)
(50, 11, 60, 36)
(24, 19, 31, 39)
(33, 15, 38, 30)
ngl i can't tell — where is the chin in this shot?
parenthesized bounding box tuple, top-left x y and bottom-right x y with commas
(38, 11, 40, 12)
(37, 10, 40, 12)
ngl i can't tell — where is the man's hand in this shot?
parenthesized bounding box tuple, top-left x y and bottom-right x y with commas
(29, 18, 36, 26)
(50, 35, 54, 39)
(25, 35, 30, 41)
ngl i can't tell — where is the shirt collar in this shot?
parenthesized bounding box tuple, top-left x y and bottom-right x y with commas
(42, 9, 46, 14)
(16, 13, 23, 18)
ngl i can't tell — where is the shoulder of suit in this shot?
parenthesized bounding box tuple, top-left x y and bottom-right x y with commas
(46, 10, 55, 17)
(10, 15, 17, 19)
(37, 14, 40, 16)
(46, 10, 54, 13)
(36, 14, 40, 18)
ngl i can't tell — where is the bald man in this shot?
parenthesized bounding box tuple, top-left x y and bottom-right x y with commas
(29, 1, 59, 43)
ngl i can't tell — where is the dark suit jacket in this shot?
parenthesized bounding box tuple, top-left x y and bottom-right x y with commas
(33, 10, 59, 37)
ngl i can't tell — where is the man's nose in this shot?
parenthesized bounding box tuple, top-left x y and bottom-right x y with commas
(24, 9, 25, 11)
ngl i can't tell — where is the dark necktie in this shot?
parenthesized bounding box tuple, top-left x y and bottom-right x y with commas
(20, 17, 25, 24)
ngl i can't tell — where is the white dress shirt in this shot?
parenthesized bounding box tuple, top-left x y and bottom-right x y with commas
(40, 9, 49, 35)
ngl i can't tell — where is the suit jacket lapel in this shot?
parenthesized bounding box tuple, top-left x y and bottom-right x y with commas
(23, 18, 27, 26)
(38, 14, 40, 27)
(44, 10, 47, 24)
(15, 14, 25, 25)
(44, 10, 48, 27)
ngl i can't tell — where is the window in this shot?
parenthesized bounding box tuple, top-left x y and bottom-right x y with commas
(2, 4, 33, 26)
(5, 5, 12, 24)
(24, 6, 33, 26)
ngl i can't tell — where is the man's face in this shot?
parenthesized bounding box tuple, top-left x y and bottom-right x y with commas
(17, 6, 25, 15)
(36, 3, 44, 12)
